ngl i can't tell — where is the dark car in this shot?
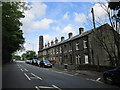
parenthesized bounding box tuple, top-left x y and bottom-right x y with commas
(39, 60, 52, 68)
(103, 67, 120, 84)
(32, 59, 38, 65)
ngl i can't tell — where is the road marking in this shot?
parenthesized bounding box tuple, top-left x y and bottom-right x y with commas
(38, 86, 54, 89)
(74, 73, 79, 75)
(20, 68, 23, 72)
(63, 73, 74, 76)
(52, 85, 62, 90)
(86, 78, 103, 84)
(31, 73, 42, 80)
(35, 86, 40, 90)
(24, 68, 28, 72)
(17, 65, 21, 68)
(24, 73, 31, 80)
(96, 78, 101, 81)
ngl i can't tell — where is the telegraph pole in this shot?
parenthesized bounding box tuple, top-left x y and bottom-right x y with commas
(91, 8, 96, 29)
(91, 8, 100, 71)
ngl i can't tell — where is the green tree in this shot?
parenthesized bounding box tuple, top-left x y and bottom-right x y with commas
(2, 2, 29, 64)
(21, 53, 27, 60)
(21, 50, 37, 60)
(12, 54, 21, 60)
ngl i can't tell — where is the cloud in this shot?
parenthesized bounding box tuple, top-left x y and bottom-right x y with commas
(31, 2, 47, 18)
(63, 12, 69, 19)
(74, 12, 87, 23)
(61, 24, 75, 34)
(32, 18, 55, 29)
(43, 34, 55, 44)
(21, 2, 49, 33)
(88, 3, 108, 24)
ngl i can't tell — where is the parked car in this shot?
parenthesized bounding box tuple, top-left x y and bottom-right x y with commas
(39, 60, 52, 68)
(103, 67, 120, 84)
(25, 60, 30, 64)
(32, 59, 38, 65)
(25, 60, 32, 64)
(36, 60, 41, 66)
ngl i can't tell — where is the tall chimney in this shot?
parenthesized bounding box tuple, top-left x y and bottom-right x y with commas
(61, 37, 64, 41)
(68, 32, 73, 38)
(79, 28, 84, 34)
(39, 36, 43, 51)
(55, 37, 58, 44)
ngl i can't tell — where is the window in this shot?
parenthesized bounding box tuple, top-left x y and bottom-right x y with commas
(83, 40, 87, 49)
(69, 43, 72, 52)
(64, 44, 66, 48)
(60, 47, 62, 53)
(56, 48, 58, 54)
(76, 42, 79, 50)
(64, 44, 67, 53)
(53, 49, 55, 54)
(85, 55, 89, 64)
(76, 55, 81, 64)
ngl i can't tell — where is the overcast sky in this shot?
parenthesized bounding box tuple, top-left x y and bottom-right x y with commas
(18, 1, 109, 55)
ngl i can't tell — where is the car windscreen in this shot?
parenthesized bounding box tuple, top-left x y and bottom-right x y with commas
(44, 60, 51, 64)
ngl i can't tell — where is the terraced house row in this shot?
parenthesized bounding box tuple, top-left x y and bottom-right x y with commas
(38, 23, 119, 69)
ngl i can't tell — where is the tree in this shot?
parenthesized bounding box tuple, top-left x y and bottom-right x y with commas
(21, 50, 37, 60)
(108, 0, 120, 66)
(12, 54, 21, 60)
(89, 2, 120, 67)
(2, 2, 29, 64)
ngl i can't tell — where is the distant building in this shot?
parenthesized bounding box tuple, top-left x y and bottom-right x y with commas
(38, 24, 119, 69)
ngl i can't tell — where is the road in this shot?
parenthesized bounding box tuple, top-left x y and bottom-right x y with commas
(2, 61, 120, 89)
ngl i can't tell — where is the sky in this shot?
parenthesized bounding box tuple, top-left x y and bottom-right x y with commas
(17, 1, 109, 55)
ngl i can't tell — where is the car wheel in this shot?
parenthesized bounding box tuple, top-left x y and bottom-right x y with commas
(105, 76, 114, 85)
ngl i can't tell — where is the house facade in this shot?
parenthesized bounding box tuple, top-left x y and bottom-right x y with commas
(38, 24, 119, 69)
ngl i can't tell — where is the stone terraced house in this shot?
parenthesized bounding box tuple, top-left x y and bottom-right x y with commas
(38, 23, 120, 70)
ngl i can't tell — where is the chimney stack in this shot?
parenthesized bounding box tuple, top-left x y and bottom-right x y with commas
(79, 28, 84, 34)
(61, 37, 64, 41)
(48, 41, 50, 47)
(68, 32, 73, 38)
(51, 40, 54, 46)
(45, 43, 47, 48)
(55, 37, 58, 44)
(39, 36, 43, 51)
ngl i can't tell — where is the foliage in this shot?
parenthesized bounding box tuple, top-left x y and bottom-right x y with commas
(12, 54, 21, 60)
(108, 0, 120, 10)
(21, 50, 37, 60)
(2, 2, 29, 63)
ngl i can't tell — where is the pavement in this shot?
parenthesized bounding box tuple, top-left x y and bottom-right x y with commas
(51, 65, 104, 82)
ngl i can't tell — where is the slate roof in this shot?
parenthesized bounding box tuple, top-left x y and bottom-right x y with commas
(39, 23, 110, 51)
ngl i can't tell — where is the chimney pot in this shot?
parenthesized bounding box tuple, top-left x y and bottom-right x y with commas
(61, 37, 64, 41)
(68, 32, 73, 38)
(79, 28, 84, 34)
(51, 40, 54, 46)
(55, 37, 58, 44)
(48, 41, 50, 47)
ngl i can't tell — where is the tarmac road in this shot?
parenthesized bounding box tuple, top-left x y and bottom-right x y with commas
(2, 61, 120, 89)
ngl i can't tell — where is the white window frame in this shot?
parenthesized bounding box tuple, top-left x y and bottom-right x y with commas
(83, 40, 87, 49)
(85, 55, 89, 64)
(76, 42, 79, 50)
